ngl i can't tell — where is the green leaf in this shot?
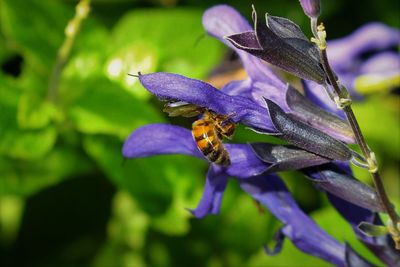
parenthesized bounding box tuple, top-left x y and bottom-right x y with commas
(246, 243, 332, 267)
(92, 192, 148, 267)
(110, 8, 224, 78)
(351, 96, 400, 158)
(67, 77, 162, 138)
(1, 0, 72, 73)
(0, 146, 92, 197)
(216, 191, 276, 254)
(83, 135, 205, 235)
(0, 126, 57, 160)
(0, 195, 24, 244)
(0, 74, 57, 160)
(0, 34, 12, 64)
(17, 93, 60, 129)
(350, 95, 400, 184)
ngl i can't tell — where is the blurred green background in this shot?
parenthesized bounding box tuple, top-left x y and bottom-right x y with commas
(0, 0, 399, 266)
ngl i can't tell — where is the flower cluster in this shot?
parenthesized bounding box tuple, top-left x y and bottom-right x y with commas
(122, 3, 400, 266)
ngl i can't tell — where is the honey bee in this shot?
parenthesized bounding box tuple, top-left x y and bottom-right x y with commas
(163, 101, 235, 166)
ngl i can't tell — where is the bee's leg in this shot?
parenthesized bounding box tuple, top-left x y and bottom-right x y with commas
(220, 122, 236, 140)
(219, 112, 236, 127)
(223, 112, 236, 120)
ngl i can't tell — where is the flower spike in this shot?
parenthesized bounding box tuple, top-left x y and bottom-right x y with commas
(225, 6, 326, 83)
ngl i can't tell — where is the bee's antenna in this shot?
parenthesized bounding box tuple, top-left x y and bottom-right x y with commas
(127, 71, 142, 78)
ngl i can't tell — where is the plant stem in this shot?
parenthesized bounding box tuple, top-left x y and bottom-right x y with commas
(317, 37, 400, 246)
(47, 0, 90, 102)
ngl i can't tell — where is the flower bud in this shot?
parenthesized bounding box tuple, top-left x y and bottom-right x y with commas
(299, 0, 321, 18)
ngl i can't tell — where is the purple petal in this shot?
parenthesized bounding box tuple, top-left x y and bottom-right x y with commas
(203, 5, 284, 88)
(221, 79, 253, 97)
(359, 51, 400, 76)
(138, 72, 277, 133)
(189, 166, 229, 218)
(327, 23, 400, 97)
(328, 23, 400, 71)
(203, 5, 289, 111)
(202, 5, 252, 43)
(225, 144, 269, 178)
(122, 124, 270, 175)
(122, 124, 202, 158)
(221, 79, 289, 112)
(299, 0, 321, 18)
(239, 174, 345, 266)
(250, 82, 290, 110)
(305, 23, 399, 101)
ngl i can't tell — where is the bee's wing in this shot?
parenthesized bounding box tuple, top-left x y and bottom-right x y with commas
(163, 101, 204, 117)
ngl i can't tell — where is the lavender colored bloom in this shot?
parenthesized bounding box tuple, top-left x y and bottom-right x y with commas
(122, 4, 391, 265)
(137, 72, 277, 133)
(303, 23, 400, 114)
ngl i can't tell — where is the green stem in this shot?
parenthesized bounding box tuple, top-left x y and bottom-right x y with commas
(47, 0, 90, 102)
(315, 26, 400, 248)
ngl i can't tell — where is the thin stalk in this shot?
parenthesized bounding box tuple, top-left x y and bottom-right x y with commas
(315, 27, 400, 248)
(310, 18, 319, 42)
(47, 0, 90, 102)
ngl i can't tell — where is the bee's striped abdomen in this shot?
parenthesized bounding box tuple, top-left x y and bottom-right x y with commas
(192, 119, 230, 166)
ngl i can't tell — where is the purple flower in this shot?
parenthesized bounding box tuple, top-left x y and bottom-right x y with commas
(299, 0, 321, 18)
(303, 23, 400, 115)
(135, 72, 276, 134)
(122, 4, 388, 266)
